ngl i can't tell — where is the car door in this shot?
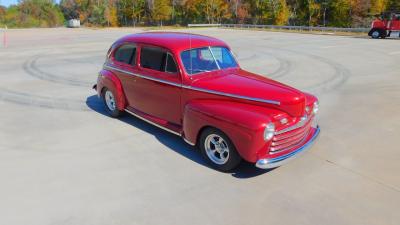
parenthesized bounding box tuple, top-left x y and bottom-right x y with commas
(130, 44, 182, 125)
(109, 43, 139, 107)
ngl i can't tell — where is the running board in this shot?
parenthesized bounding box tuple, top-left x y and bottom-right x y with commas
(124, 107, 182, 136)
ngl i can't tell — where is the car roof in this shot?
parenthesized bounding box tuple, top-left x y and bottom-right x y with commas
(117, 32, 229, 54)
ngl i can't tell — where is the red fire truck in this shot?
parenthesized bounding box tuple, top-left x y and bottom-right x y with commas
(368, 12, 400, 38)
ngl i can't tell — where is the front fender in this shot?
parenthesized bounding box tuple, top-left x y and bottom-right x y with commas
(97, 69, 126, 110)
(183, 100, 284, 162)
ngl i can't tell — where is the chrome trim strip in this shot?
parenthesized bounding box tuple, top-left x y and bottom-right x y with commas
(181, 85, 280, 105)
(104, 65, 182, 87)
(255, 126, 320, 169)
(104, 64, 280, 105)
(183, 138, 195, 146)
(275, 115, 311, 135)
(124, 109, 181, 136)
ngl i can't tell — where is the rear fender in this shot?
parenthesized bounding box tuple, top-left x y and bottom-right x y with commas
(183, 100, 284, 162)
(97, 69, 126, 110)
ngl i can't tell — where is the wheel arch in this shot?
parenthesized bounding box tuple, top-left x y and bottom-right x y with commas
(97, 69, 127, 110)
(182, 100, 281, 162)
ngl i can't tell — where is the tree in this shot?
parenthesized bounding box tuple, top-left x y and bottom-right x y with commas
(182, 0, 205, 23)
(370, 0, 388, 15)
(204, 0, 231, 24)
(104, 1, 118, 26)
(387, 0, 400, 11)
(60, 0, 79, 20)
(236, 1, 250, 23)
(132, 0, 146, 26)
(349, 0, 371, 27)
(273, 0, 290, 25)
(330, 0, 351, 27)
(308, 0, 320, 26)
(15, 0, 64, 27)
(89, 4, 106, 25)
(152, 0, 172, 25)
(0, 6, 6, 24)
(319, 0, 330, 26)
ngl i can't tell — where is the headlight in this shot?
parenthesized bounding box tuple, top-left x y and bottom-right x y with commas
(264, 122, 275, 141)
(313, 101, 319, 114)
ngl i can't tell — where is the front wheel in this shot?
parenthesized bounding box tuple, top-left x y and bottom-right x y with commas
(199, 128, 242, 171)
(102, 88, 123, 118)
(371, 30, 381, 39)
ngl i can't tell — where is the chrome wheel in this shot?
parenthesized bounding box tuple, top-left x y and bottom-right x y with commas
(104, 90, 116, 111)
(372, 30, 380, 38)
(204, 134, 230, 165)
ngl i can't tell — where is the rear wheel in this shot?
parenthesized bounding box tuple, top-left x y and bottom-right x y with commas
(380, 30, 387, 39)
(199, 128, 242, 171)
(102, 88, 123, 118)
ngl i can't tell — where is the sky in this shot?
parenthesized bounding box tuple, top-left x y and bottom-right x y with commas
(0, 0, 17, 7)
(0, 0, 60, 7)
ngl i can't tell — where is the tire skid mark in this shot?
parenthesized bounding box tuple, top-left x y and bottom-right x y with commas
(303, 54, 350, 95)
(239, 52, 292, 79)
(0, 87, 101, 111)
(267, 56, 292, 79)
(0, 48, 105, 111)
(258, 46, 350, 95)
(23, 55, 92, 87)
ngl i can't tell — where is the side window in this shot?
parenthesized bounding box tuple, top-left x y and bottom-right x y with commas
(140, 46, 167, 71)
(114, 45, 136, 65)
(165, 53, 178, 73)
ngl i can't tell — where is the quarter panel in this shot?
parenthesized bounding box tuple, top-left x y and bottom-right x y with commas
(97, 69, 127, 110)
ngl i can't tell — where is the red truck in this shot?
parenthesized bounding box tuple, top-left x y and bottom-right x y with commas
(369, 12, 400, 38)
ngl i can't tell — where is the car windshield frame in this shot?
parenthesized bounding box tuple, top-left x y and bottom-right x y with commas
(180, 46, 239, 75)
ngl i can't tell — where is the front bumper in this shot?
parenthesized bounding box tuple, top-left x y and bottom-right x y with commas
(255, 126, 320, 169)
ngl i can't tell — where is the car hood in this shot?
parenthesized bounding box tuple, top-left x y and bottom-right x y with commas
(189, 69, 306, 117)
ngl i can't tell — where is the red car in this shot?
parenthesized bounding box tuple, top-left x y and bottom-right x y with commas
(93, 32, 320, 171)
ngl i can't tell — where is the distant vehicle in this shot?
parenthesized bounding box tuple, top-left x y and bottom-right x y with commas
(67, 19, 80, 28)
(93, 32, 320, 171)
(369, 12, 400, 38)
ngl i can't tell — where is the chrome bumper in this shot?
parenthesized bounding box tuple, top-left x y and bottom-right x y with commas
(255, 126, 320, 169)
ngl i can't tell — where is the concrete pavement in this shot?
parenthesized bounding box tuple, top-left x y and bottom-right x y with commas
(0, 28, 399, 225)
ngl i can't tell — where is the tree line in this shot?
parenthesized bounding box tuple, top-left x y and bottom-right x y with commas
(0, 0, 399, 28)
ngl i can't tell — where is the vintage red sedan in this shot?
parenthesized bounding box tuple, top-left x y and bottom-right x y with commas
(93, 32, 320, 171)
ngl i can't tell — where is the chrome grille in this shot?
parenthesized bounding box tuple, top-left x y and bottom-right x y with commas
(270, 116, 313, 154)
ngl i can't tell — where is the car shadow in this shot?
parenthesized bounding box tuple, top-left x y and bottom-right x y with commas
(86, 95, 273, 178)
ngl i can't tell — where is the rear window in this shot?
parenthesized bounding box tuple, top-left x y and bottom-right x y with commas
(140, 46, 178, 73)
(114, 45, 136, 65)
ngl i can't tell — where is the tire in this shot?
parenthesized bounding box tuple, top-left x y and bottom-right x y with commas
(199, 128, 242, 172)
(371, 29, 381, 39)
(380, 30, 387, 39)
(102, 88, 123, 118)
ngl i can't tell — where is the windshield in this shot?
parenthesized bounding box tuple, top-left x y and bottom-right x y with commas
(181, 47, 238, 75)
